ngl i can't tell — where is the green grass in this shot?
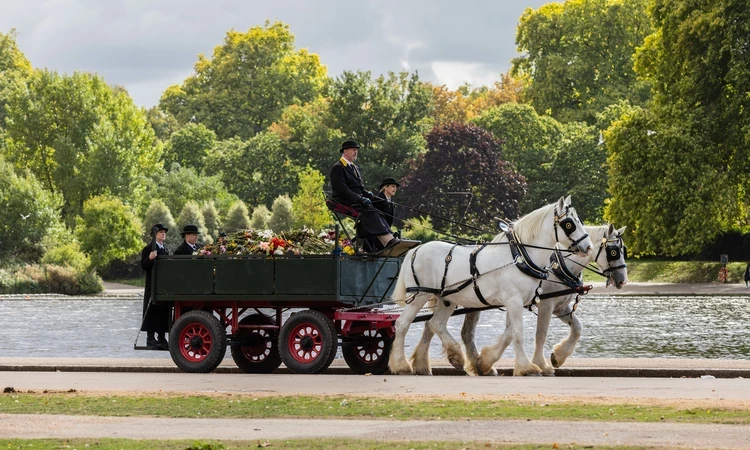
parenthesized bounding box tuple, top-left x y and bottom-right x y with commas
(583, 260, 748, 284)
(2, 393, 747, 424)
(0, 439, 644, 450)
(106, 277, 145, 287)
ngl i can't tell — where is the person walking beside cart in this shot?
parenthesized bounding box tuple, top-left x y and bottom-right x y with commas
(174, 224, 203, 255)
(140, 223, 171, 349)
(329, 139, 399, 251)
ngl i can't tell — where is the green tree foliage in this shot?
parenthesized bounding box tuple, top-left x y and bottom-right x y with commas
(250, 205, 271, 230)
(159, 21, 327, 140)
(76, 195, 142, 269)
(164, 123, 216, 172)
(145, 106, 179, 142)
(41, 242, 91, 273)
(0, 30, 32, 126)
(146, 164, 238, 219)
(201, 201, 222, 241)
(2, 70, 162, 223)
(606, 0, 750, 256)
(205, 132, 302, 207)
(401, 123, 527, 233)
(224, 201, 251, 233)
(142, 199, 180, 250)
(472, 103, 561, 211)
(292, 167, 330, 230)
(176, 200, 211, 245)
(327, 70, 431, 185)
(513, 0, 652, 123)
(0, 156, 63, 258)
(268, 195, 294, 233)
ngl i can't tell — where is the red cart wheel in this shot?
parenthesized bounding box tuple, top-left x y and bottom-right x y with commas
(230, 314, 282, 374)
(169, 310, 226, 373)
(342, 328, 393, 375)
(279, 310, 337, 374)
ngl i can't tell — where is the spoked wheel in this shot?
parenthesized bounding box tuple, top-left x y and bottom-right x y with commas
(342, 328, 393, 375)
(279, 310, 337, 374)
(169, 310, 227, 373)
(230, 314, 282, 374)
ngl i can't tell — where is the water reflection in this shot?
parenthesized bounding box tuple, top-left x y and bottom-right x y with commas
(0, 296, 748, 359)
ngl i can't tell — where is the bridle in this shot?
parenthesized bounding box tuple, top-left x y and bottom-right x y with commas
(592, 233, 628, 283)
(553, 205, 589, 253)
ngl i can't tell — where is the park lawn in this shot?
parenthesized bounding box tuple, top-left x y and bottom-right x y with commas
(2, 393, 748, 425)
(582, 260, 747, 284)
(0, 439, 646, 450)
(106, 277, 145, 287)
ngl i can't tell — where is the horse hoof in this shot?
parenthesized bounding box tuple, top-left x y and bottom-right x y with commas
(550, 353, 560, 368)
(542, 372, 556, 377)
(524, 372, 543, 377)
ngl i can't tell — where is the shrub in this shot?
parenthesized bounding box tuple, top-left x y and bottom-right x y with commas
(0, 264, 102, 295)
(176, 200, 212, 245)
(224, 201, 251, 233)
(402, 216, 439, 243)
(268, 195, 294, 232)
(76, 195, 143, 270)
(142, 199, 180, 250)
(202, 201, 222, 241)
(250, 205, 271, 230)
(42, 242, 91, 273)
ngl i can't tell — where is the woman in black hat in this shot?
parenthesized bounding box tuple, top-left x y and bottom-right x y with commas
(329, 140, 399, 250)
(174, 224, 203, 255)
(373, 177, 399, 229)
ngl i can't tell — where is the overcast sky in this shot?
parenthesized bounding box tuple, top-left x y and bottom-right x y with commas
(0, 0, 549, 108)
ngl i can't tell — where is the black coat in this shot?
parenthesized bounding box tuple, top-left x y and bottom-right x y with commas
(330, 158, 390, 237)
(140, 242, 170, 333)
(373, 191, 395, 229)
(744, 264, 750, 282)
(174, 240, 203, 255)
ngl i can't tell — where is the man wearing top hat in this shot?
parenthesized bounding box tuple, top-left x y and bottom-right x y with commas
(174, 224, 204, 255)
(140, 223, 171, 349)
(330, 139, 399, 250)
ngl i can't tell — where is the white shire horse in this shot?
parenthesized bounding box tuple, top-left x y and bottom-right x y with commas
(388, 196, 594, 376)
(457, 224, 629, 376)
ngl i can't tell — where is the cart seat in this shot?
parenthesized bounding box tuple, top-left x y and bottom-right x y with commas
(326, 199, 359, 219)
(373, 238, 421, 257)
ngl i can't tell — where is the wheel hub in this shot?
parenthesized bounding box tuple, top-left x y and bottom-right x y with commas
(189, 336, 204, 350)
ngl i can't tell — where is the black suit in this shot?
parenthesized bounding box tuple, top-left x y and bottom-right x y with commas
(174, 240, 202, 255)
(140, 242, 170, 334)
(373, 191, 395, 229)
(330, 158, 390, 237)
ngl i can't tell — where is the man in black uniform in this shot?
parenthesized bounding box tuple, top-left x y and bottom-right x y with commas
(174, 224, 203, 255)
(140, 223, 170, 349)
(330, 140, 399, 250)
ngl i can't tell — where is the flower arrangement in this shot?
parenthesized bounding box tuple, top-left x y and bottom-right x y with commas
(199, 228, 356, 256)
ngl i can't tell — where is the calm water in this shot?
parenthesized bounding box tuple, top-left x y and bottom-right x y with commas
(1, 296, 748, 360)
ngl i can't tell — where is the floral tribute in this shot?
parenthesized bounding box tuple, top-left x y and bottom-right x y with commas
(198, 228, 355, 256)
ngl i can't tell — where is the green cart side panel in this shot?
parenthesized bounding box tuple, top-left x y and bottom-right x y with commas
(274, 257, 337, 295)
(339, 258, 400, 305)
(155, 258, 214, 295)
(214, 258, 274, 294)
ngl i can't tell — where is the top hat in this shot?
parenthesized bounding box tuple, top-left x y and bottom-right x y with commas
(151, 223, 168, 235)
(378, 177, 400, 190)
(180, 224, 201, 236)
(339, 139, 360, 153)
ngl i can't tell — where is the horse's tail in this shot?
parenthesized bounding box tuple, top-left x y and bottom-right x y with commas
(392, 267, 408, 307)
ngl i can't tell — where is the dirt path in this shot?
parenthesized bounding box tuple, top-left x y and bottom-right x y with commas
(2, 414, 749, 448)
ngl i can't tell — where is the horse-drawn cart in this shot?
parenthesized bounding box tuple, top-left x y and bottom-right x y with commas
(140, 246, 416, 375)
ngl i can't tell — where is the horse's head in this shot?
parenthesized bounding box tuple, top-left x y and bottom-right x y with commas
(554, 196, 593, 257)
(592, 224, 628, 289)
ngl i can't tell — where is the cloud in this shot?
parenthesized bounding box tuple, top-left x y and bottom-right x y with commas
(0, 0, 547, 107)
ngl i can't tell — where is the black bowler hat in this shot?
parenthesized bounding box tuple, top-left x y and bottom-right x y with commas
(339, 139, 360, 153)
(378, 177, 400, 190)
(180, 224, 201, 236)
(151, 223, 168, 235)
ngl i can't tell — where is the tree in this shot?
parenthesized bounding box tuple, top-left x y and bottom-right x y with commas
(268, 195, 294, 233)
(159, 21, 327, 140)
(175, 200, 211, 245)
(2, 70, 162, 223)
(142, 199, 180, 250)
(204, 132, 302, 207)
(163, 123, 216, 172)
(145, 164, 238, 219)
(145, 106, 179, 142)
(76, 195, 142, 270)
(224, 201, 251, 233)
(401, 123, 527, 233)
(292, 167, 330, 230)
(0, 30, 33, 126)
(512, 0, 652, 123)
(250, 205, 271, 230)
(0, 156, 63, 258)
(327, 70, 432, 185)
(201, 201, 222, 241)
(472, 103, 562, 212)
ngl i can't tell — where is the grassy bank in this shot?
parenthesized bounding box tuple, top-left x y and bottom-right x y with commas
(583, 260, 748, 284)
(2, 393, 747, 424)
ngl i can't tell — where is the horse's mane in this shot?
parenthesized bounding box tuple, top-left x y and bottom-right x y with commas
(585, 225, 608, 244)
(491, 203, 557, 243)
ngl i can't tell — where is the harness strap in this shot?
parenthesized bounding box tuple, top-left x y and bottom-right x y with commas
(509, 231, 549, 280)
(470, 245, 491, 306)
(550, 249, 583, 289)
(440, 244, 459, 292)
